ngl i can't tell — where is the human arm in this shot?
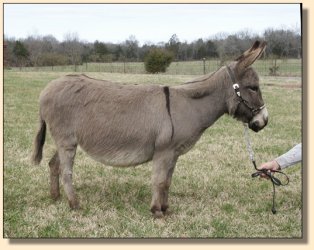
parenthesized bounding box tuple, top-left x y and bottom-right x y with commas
(275, 143, 302, 169)
(259, 143, 302, 172)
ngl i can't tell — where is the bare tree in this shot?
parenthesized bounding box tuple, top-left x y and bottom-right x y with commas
(62, 32, 83, 71)
(42, 35, 59, 52)
(264, 28, 301, 58)
(24, 35, 44, 67)
(124, 35, 139, 61)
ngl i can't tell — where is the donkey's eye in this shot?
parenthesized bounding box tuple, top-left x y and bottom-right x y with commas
(248, 86, 259, 92)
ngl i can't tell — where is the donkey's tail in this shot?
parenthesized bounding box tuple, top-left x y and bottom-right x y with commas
(32, 116, 46, 165)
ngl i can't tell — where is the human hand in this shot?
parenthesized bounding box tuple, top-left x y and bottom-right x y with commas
(258, 160, 280, 178)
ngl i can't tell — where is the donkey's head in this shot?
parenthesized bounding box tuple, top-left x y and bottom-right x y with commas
(226, 41, 268, 132)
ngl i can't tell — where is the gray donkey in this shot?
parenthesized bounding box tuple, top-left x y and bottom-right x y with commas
(32, 41, 268, 218)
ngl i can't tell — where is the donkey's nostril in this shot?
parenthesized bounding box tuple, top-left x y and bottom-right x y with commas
(250, 121, 260, 132)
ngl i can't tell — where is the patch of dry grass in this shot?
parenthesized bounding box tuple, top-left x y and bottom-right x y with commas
(3, 71, 302, 238)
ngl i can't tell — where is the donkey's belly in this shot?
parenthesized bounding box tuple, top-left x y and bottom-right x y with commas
(75, 117, 158, 167)
(82, 144, 155, 167)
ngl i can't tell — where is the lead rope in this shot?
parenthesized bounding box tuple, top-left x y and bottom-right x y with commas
(243, 123, 289, 214)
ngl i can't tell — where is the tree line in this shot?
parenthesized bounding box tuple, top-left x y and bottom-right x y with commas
(4, 28, 301, 69)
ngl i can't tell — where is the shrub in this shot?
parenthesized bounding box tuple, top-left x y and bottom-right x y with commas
(269, 58, 279, 76)
(38, 53, 68, 66)
(144, 48, 173, 73)
(269, 65, 279, 76)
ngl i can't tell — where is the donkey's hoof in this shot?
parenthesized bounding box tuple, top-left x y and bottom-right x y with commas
(153, 210, 164, 219)
(69, 200, 80, 210)
(51, 192, 60, 201)
(161, 204, 169, 213)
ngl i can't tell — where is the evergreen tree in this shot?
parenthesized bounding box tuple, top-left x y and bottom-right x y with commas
(13, 41, 29, 69)
(144, 48, 173, 73)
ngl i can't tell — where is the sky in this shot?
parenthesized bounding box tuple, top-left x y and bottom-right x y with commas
(4, 3, 301, 45)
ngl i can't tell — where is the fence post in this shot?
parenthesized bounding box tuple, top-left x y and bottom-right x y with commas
(175, 60, 178, 75)
(203, 58, 206, 74)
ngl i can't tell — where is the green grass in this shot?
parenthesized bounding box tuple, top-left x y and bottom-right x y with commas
(8, 58, 301, 77)
(3, 70, 302, 238)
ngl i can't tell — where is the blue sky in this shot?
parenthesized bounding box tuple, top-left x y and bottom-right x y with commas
(4, 3, 301, 45)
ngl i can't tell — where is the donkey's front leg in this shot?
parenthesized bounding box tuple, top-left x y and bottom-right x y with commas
(150, 151, 177, 218)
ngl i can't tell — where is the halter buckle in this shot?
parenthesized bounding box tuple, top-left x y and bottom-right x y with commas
(233, 83, 241, 97)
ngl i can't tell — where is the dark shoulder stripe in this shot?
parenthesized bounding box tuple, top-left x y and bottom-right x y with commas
(163, 86, 171, 115)
(163, 86, 174, 140)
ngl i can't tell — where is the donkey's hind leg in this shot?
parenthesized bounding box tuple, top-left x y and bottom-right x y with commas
(58, 145, 79, 209)
(49, 151, 60, 201)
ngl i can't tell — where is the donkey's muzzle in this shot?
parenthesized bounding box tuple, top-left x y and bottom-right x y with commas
(249, 107, 268, 132)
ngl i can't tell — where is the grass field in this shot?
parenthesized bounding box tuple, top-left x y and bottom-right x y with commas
(9, 58, 302, 77)
(3, 70, 302, 238)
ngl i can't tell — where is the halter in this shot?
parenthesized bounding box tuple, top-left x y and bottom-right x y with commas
(226, 66, 265, 115)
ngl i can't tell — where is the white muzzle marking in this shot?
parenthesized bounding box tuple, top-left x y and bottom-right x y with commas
(250, 107, 269, 131)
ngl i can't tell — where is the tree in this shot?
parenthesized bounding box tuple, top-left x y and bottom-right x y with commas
(144, 48, 173, 74)
(205, 40, 219, 58)
(217, 34, 254, 64)
(220, 35, 242, 58)
(81, 44, 92, 66)
(41, 35, 59, 55)
(93, 40, 108, 62)
(264, 28, 301, 58)
(166, 34, 180, 59)
(124, 35, 139, 61)
(24, 35, 44, 67)
(194, 38, 206, 59)
(13, 41, 29, 69)
(113, 45, 125, 61)
(62, 32, 83, 71)
(177, 41, 194, 61)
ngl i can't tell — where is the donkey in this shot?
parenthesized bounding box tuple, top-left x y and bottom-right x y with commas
(32, 41, 268, 218)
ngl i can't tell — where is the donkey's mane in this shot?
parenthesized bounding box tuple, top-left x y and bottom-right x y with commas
(175, 67, 226, 99)
(184, 69, 218, 85)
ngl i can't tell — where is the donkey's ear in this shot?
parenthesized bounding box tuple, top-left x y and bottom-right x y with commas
(235, 41, 267, 72)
